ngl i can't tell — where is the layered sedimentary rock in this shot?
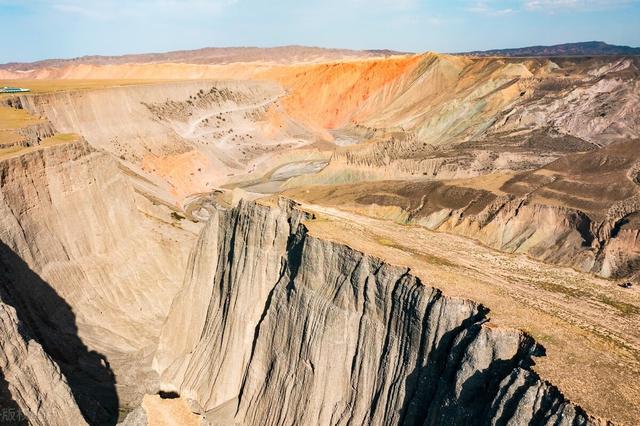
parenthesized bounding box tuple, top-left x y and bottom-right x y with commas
(301, 189, 639, 280)
(0, 299, 86, 426)
(9, 121, 56, 148)
(0, 140, 192, 423)
(284, 56, 639, 189)
(420, 140, 640, 279)
(11, 80, 324, 202)
(0, 50, 636, 425)
(287, 137, 640, 279)
(154, 199, 600, 425)
(11, 55, 639, 183)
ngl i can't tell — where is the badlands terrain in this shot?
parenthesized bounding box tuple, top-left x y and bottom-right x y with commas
(0, 45, 638, 425)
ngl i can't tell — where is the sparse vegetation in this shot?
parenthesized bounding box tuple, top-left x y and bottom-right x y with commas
(376, 236, 457, 267)
(41, 133, 80, 144)
(171, 211, 185, 221)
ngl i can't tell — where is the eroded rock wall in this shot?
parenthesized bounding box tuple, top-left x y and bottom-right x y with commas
(0, 140, 192, 422)
(0, 299, 86, 426)
(414, 195, 640, 279)
(155, 199, 601, 425)
(155, 200, 308, 412)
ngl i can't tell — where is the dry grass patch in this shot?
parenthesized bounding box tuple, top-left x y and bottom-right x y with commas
(41, 133, 80, 145)
(0, 106, 42, 128)
(0, 133, 80, 161)
(0, 106, 43, 146)
(0, 79, 173, 95)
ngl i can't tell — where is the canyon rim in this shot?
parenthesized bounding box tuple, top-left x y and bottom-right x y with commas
(0, 2, 639, 426)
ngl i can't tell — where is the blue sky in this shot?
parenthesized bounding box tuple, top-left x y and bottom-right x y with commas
(1, 0, 639, 63)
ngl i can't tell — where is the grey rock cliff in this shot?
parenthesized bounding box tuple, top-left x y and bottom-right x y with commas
(155, 199, 603, 425)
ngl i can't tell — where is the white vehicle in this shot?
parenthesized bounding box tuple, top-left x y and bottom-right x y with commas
(0, 86, 31, 93)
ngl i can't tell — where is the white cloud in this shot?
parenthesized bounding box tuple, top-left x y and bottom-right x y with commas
(523, 0, 636, 11)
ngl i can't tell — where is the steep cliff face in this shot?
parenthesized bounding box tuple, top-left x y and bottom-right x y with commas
(0, 140, 192, 422)
(154, 200, 308, 412)
(0, 299, 86, 426)
(154, 199, 600, 425)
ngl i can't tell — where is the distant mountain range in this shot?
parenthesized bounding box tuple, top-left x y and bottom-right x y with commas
(459, 41, 640, 57)
(3, 42, 638, 71)
(0, 46, 409, 71)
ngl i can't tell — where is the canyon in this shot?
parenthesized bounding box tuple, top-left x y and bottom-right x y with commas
(0, 46, 638, 425)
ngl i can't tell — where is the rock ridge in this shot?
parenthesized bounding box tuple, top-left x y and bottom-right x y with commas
(153, 198, 605, 425)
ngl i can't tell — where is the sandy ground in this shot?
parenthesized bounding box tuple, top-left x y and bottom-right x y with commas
(296, 201, 640, 425)
(141, 395, 201, 426)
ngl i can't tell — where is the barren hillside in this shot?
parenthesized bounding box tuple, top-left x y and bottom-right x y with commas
(0, 48, 638, 425)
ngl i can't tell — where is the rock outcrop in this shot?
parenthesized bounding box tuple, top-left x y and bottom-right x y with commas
(154, 199, 601, 425)
(287, 136, 640, 279)
(0, 298, 86, 426)
(0, 140, 192, 423)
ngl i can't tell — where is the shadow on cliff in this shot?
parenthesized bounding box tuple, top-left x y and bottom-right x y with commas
(0, 241, 118, 425)
(398, 313, 545, 426)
